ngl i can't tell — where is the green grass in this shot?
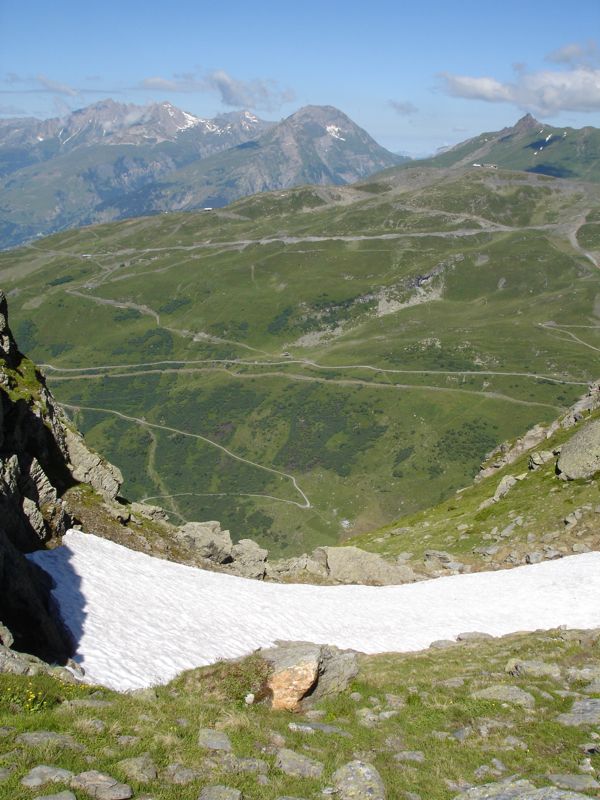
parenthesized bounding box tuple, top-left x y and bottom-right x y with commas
(1, 169, 599, 554)
(1, 628, 598, 799)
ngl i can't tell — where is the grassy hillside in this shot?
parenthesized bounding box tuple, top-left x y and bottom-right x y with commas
(2, 169, 599, 555)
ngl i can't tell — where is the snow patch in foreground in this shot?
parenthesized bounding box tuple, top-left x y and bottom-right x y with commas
(29, 531, 600, 691)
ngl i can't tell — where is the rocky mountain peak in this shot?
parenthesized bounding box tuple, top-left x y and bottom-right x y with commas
(512, 112, 542, 133)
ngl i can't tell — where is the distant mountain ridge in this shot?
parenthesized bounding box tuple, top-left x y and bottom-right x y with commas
(0, 101, 405, 249)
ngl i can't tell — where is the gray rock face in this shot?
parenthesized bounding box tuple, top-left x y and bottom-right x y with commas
(64, 427, 122, 500)
(332, 760, 386, 799)
(70, 771, 132, 800)
(557, 419, 600, 480)
(176, 522, 232, 563)
(471, 685, 536, 709)
(32, 792, 77, 800)
(557, 698, 600, 726)
(275, 748, 324, 779)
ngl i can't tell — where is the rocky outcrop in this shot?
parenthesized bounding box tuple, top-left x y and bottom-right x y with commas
(260, 641, 358, 711)
(478, 381, 600, 480)
(64, 428, 122, 501)
(557, 419, 600, 480)
(0, 288, 124, 664)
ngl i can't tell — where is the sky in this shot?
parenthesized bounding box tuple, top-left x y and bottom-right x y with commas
(1, 0, 600, 155)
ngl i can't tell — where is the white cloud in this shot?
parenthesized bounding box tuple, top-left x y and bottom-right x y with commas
(389, 100, 418, 116)
(36, 74, 79, 96)
(439, 65, 600, 116)
(137, 69, 294, 110)
(546, 40, 599, 66)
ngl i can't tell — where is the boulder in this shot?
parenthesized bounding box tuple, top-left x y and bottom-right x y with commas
(175, 521, 232, 563)
(312, 545, 416, 585)
(557, 419, 600, 480)
(261, 642, 320, 711)
(260, 641, 358, 711)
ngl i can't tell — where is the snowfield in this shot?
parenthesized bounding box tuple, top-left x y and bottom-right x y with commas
(29, 530, 600, 692)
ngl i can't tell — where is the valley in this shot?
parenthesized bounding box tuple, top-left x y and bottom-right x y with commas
(3, 166, 599, 555)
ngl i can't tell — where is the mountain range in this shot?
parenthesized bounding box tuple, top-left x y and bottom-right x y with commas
(0, 100, 405, 248)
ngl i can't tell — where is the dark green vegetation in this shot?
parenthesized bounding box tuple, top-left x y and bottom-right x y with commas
(350, 405, 600, 572)
(1, 628, 599, 799)
(405, 113, 600, 182)
(2, 167, 599, 555)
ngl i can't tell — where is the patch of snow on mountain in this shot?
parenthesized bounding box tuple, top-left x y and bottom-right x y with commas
(326, 124, 346, 141)
(179, 111, 201, 130)
(29, 531, 600, 692)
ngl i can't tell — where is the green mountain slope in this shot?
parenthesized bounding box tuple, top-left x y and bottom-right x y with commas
(2, 168, 599, 555)
(406, 114, 600, 181)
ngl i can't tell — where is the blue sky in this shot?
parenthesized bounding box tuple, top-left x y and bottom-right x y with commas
(1, 0, 599, 155)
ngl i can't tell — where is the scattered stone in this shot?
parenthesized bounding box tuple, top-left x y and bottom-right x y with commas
(198, 728, 232, 752)
(471, 685, 535, 709)
(557, 698, 600, 726)
(0, 767, 13, 781)
(557, 419, 600, 479)
(332, 760, 386, 799)
(32, 793, 77, 800)
(288, 721, 348, 736)
(275, 748, 324, 779)
(116, 753, 157, 783)
(452, 726, 473, 742)
(198, 788, 242, 800)
(21, 765, 74, 788)
(505, 659, 561, 679)
(16, 731, 83, 750)
(70, 770, 132, 800)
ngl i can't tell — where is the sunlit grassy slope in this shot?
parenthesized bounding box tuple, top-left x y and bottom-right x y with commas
(2, 167, 599, 555)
